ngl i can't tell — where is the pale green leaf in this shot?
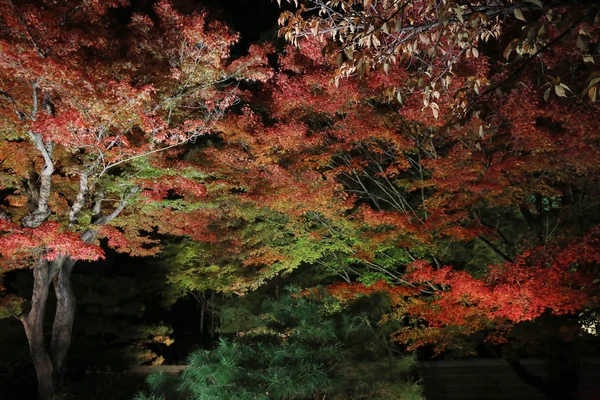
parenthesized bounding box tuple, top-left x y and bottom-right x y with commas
(514, 8, 527, 23)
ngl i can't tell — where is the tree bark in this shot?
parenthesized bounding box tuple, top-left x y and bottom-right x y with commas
(18, 188, 133, 399)
(21, 256, 78, 400)
(21, 259, 60, 400)
(50, 258, 76, 392)
(22, 131, 53, 228)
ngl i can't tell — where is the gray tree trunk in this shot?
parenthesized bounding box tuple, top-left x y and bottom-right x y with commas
(22, 260, 58, 400)
(21, 256, 77, 400)
(50, 259, 76, 392)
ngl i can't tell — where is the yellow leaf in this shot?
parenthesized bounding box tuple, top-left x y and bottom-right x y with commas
(589, 86, 598, 102)
(431, 102, 440, 119)
(311, 21, 320, 35)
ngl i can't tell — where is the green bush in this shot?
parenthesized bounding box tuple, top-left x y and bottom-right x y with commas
(136, 288, 421, 400)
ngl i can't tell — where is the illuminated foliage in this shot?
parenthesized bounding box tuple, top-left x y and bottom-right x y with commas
(278, 0, 600, 115)
(167, 3, 600, 397)
(0, 1, 270, 398)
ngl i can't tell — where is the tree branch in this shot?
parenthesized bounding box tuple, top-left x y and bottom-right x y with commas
(506, 359, 548, 395)
(68, 173, 89, 226)
(8, 0, 46, 58)
(22, 132, 54, 228)
(519, 203, 543, 245)
(0, 90, 27, 120)
(95, 186, 139, 225)
(31, 81, 39, 120)
(477, 235, 513, 263)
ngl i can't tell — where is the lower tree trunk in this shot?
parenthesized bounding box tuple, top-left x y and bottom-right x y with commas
(21, 256, 78, 400)
(50, 259, 76, 392)
(22, 260, 58, 400)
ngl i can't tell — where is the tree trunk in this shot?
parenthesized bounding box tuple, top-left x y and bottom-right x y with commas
(21, 259, 59, 400)
(50, 259, 76, 392)
(544, 343, 580, 400)
(508, 352, 580, 400)
(200, 291, 205, 335)
(20, 255, 78, 400)
(210, 291, 216, 341)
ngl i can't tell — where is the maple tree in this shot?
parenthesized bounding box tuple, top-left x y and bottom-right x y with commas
(0, 1, 271, 398)
(267, 1, 600, 398)
(156, 0, 600, 398)
(278, 0, 600, 116)
(0, 0, 595, 397)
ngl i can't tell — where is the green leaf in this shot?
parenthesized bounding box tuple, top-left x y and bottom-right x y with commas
(514, 8, 527, 23)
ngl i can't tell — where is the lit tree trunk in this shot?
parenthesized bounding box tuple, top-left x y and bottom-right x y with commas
(50, 258, 77, 392)
(46, 231, 98, 394)
(18, 200, 128, 400)
(21, 259, 60, 400)
(21, 256, 85, 400)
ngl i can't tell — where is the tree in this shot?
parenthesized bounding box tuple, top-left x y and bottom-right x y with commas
(137, 288, 422, 400)
(268, 1, 600, 398)
(0, 1, 271, 398)
(278, 0, 600, 115)
(168, 1, 600, 397)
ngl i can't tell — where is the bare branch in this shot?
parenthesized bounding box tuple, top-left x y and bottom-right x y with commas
(31, 81, 39, 120)
(91, 190, 104, 219)
(96, 186, 139, 225)
(77, 187, 138, 244)
(22, 132, 54, 228)
(68, 173, 89, 226)
(42, 90, 55, 117)
(98, 141, 184, 178)
(477, 235, 513, 263)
